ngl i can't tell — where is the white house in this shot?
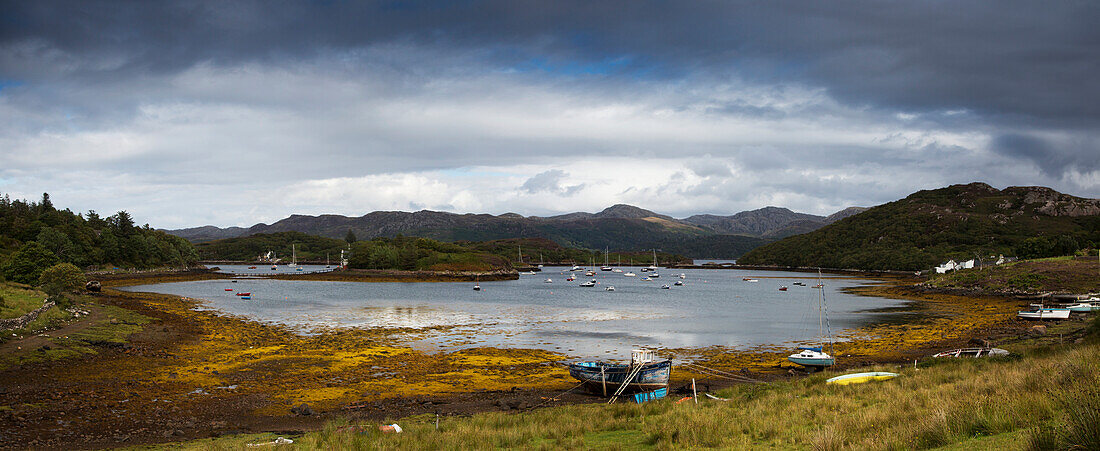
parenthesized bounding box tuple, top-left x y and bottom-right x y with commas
(935, 260, 958, 274)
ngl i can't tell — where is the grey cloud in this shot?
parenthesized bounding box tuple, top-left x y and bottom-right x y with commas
(991, 133, 1100, 178)
(685, 158, 732, 178)
(520, 169, 584, 196)
(1, 0, 1098, 228)
(3, 1, 1097, 129)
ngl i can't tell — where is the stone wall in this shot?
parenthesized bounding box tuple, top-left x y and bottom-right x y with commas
(0, 300, 56, 331)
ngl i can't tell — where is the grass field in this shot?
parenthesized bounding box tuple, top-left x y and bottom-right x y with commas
(0, 282, 49, 319)
(147, 316, 1100, 450)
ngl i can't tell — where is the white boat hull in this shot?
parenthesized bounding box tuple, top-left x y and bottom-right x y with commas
(1017, 309, 1070, 320)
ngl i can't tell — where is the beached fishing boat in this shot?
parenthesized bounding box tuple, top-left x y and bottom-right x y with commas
(568, 349, 671, 396)
(932, 348, 1009, 358)
(826, 372, 898, 385)
(1017, 306, 1070, 320)
(1065, 302, 1100, 313)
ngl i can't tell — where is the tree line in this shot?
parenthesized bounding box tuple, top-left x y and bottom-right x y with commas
(0, 193, 198, 284)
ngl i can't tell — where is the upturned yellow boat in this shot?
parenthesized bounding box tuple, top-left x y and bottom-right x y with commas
(826, 372, 898, 385)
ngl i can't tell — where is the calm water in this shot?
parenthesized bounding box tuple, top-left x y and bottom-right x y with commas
(121, 266, 908, 359)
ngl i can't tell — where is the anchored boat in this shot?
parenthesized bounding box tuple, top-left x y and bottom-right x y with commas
(568, 349, 671, 397)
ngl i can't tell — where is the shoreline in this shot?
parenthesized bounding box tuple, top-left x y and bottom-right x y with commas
(95, 268, 520, 288)
(1, 270, 1039, 448)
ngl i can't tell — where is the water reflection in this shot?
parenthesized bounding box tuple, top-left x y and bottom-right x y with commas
(121, 267, 910, 359)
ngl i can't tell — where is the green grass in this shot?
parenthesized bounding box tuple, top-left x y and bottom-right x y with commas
(0, 282, 49, 319)
(0, 300, 152, 369)
(149, 327, 1100, 450)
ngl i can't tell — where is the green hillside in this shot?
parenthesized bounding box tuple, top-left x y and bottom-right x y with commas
(738, 183, 1100, 271)
(194, 231, 347, 262)
(0, 193, 198, 283)
(195, 234, 692, 270)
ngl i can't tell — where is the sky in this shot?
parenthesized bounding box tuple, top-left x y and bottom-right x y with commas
(1, 1, 1098, 228)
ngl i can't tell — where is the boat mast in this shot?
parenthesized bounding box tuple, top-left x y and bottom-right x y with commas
(817, 268, 833, 355)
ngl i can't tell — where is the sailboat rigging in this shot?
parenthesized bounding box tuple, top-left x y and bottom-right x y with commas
(788, 269, 835, 370)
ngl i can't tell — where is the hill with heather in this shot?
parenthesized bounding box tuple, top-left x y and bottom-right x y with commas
(737, 183, 1100, 271)
(168, 204, 860, 259)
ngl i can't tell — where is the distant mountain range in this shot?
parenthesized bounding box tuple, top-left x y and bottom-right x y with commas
(166, 204, 864, 259)
(738, 183, 1100, 271)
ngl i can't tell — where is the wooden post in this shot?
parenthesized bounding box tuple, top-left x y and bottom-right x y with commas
(692, 378, 697, 404)
(601, 367, 607, 397)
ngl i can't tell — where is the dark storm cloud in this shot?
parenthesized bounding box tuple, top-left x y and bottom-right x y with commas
(3, 0, 1097, 128)
(992, 133, 1100, 178)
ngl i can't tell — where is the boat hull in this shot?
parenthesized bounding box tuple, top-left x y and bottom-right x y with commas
(1017, 309, 1070, 320)
(932, 348, 1009, 358)
(787, 356, 835, 367)
(568, 360, 672, 395)
(826, 372, 898, 385)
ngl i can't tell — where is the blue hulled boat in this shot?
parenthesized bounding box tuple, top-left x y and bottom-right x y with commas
(787, 346, 835, 368)
(569, 349, 672, 396)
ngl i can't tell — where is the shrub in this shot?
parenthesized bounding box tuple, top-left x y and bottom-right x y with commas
(38, 262, 86, 301)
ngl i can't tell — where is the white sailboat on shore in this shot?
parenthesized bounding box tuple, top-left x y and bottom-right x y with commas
(788, 270, 835, 370)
